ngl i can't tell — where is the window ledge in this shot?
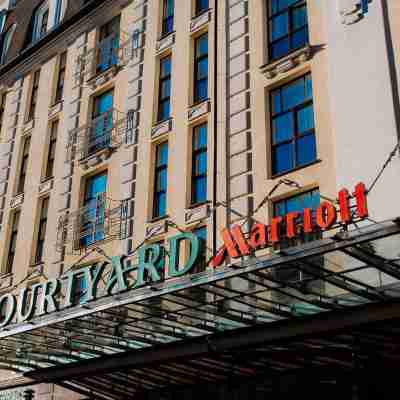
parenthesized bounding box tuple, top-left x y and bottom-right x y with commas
(87, 65, 119, 90)
(10, 192, 24, 208)
(190, 9, 211, 33)
(39, 177, 54, 194)
(270, 159, 322, 180)
(156, 32, 175, 54)
(260, 46, 312, 80)
(185, 202, 210, 225)
(79, 147, 113, 170)
(188, 99, 210, 122)
(151, 118, 173, 140)
(49, 101, 63, 118)
(146, 217, 169, 239)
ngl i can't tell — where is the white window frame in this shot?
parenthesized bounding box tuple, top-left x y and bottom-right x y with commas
(32, 1, 49, 42)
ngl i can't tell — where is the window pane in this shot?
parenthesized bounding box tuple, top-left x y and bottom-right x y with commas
(297, 105, 314, 134)
(272, 91, 282, 115)
(196, 35, 208, 57)
(157, 169, 168, 191)
(271, 13, 289, 41)
(273, 143, 294, 174)
(194, 125, 207, 149)
(161, 57, 171, 77)
(160, 79, 171, 99)
(271, 37, 290, 60)
(194, 177, 207, 203)
(157, 143, 169, 166)
(195, 152, 207, 174)
(305, 74, 313, 99)
(157, 193, 167, 216)
(292, 5, 307, 29)
(291, 27, 308, 50)
(159, 101, 170, 120)
(282, 78, 305, 110)
(196, 58, 208, 79)
(273, 112, 294, 144)
(195, 79, 208, 101)
(296, 134, 316, 166)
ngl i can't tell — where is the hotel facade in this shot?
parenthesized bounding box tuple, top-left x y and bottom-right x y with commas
(0, 0, 398, 399)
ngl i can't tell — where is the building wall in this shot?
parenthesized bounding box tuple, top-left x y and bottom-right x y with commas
(0, 0, 398, 398)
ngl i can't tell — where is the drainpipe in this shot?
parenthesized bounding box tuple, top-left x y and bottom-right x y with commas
(212, 0, 219, 258)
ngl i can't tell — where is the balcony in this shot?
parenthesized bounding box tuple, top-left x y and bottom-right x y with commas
(68, 108, 131, 165)
(75, 31, 140, 85)
(56, 193, 129, 254)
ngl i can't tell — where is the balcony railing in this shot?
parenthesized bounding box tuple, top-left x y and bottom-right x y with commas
(75, 31, 140, 83)
(56, 193, 129, 254)
(68, 108, 131, 161)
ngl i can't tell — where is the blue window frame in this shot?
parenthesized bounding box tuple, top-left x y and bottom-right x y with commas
(81, 172, 108, 247)
(191, 123, 208, 205)
(268, 0, 309, 61)
(89, 90, 114, 156)
(153, 142, 168, 219)
(194, 34, 208, 103)
(54, 0, 63, 26)
(97, 16, 120, 74)
(271, 73, 316, 175)
(195, 0, 209, 15)
(162, 0, 174, 36)
(274, 189, 320, 218)
(158, 55, 172, 122)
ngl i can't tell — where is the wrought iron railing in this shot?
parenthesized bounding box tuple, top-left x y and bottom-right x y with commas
(68, 108, 130, 161)
(56, 194, 128, 253)
(75, 31, 141, 83)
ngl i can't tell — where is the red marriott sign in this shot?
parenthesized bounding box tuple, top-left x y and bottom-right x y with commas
(212, 182, 369, 267)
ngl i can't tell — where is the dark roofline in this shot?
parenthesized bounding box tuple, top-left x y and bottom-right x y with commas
(0, 0, 107, 78)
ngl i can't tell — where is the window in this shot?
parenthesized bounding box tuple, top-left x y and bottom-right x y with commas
(81, 172, 108, 247)
(34, 197, 49, 264)
(195, 0, 209, 15)
(45, 120, 58, 180)
(28, 70, 41, 121)
(17, 136, 31, 195)
(157, 55, 172, 122)
(194, 34, 208, 103)
(27, 1, 49, 44)
(191, 123, 207, 204)
(54, 51, 67, 103)
(6, 210, 20, 274)
(162, 0, 174, 36)
(273, 189, 321, 283)
(97, 15, 120, 74)
(0, 92, 6, 136)
(54, 0, 63, 26)
(89, 90, 114, 156)
(153, 142, 168, 219)
(0, 24, 15, 65)
(270, 73, 316, 175)
(268, 0, 309, 61)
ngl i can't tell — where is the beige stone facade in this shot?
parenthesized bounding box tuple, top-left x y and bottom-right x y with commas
(0, 0, 398, 398)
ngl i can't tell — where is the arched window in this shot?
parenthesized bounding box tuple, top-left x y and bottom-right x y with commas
(0, 24, 15, 65)
(26, 1, 49, 45)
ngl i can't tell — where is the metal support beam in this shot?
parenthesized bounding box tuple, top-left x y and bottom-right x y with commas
(25, 300, 400, 383)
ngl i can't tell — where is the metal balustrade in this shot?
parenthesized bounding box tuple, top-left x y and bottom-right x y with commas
(75, 31, 140, 83)
(56, 193, 129, 253)
(67, 108, 131, 161)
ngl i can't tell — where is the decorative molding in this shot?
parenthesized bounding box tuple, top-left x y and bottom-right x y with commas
(188, 100, 210, 122)
(185, 204, 210, 225)
(39, 178, 54, 194)
(190, 11, 211, 33)
(28, 263, 44, 279)
(48, 101, 63, 118)
(10, 193, 24, 208)
(79, 148, 112, 170)
(22, 119, 34, 133)
(156, 33, 175, 54)
(146, 220, 168, 239)
(260, 46, 312, 79)
(0, 274, 13, 291)
(151, 119, 173, 139)
(340, 1, 370, 25)
(87, 66, 119, 90)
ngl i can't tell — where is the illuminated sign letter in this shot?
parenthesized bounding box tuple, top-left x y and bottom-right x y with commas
(36, 279, 60, 317)
(316, 202, 337, 229)
(0, 294, 16, 328)
(17, 285, 40, 322)
(168, 233, 200, 277)
(135, 244, 163, 287)
(105, 256, 129, 295)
